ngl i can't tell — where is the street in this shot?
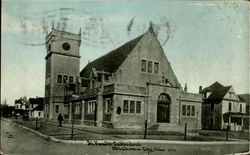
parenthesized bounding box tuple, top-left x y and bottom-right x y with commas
(1, 119, 249, 155)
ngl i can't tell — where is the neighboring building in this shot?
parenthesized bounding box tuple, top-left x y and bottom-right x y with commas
(14, 96, 29, 115)
(44, 25, 203, 131)
(238, 94, 249, 131)
(44, 27, 81, 120)
(201, 82, 248, 131)
(29, 97, 44, 118)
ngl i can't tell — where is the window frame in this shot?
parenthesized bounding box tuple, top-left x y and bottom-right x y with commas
(182, 105, 186, 116)
(228, 102, 232, 112)
(105, 98, 112, 114)
(187, 105, 191, 116)
(141, 59, 147, 72)
(63, 75, 68, 83)
(140, 59, 160, 75)
(122, 99, 142, 115)
(147, 60, 153, 73)
(87, 100, 96, 114)
(57, 75, 62, 83)
(55, 105, 59, 114)
(123, 100, 129, 113)
(182, 104, 196, 117)
(191, 106, 195, 116)
(154, 61, 159, 74)
(136, 101, 141, 114)
(69, 76, 74, 83)
(129, 100, 135, 113)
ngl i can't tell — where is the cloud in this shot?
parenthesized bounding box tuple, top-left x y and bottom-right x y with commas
(2, 12, 22, 32)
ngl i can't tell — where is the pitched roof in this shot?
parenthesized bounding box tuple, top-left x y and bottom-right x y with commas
(203, 82, 231, 103)
(238, 94, 250, 104)
(206, 86, 231, 100)
(33, 104, 43, 111)
(80, 33, 144, 78)
(29, 97, 44, 105)
(201, 81, 224, 93)
(15, 99, 22, 104)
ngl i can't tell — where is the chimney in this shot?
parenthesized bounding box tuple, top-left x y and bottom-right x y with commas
(184, 83, 187, 92)
(79, 28, 82, 35)
(199, 86, 203, 94)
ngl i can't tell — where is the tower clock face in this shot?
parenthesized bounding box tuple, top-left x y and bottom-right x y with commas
(62, 42, 70, 50)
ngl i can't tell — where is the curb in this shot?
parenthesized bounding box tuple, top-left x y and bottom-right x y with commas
(15, 125, 89, 144)
(3, 119, 250, 145)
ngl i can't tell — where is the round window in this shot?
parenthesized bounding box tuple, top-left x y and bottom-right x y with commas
(62, 42, 70, 50)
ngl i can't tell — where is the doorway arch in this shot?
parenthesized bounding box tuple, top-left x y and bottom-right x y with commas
(157, 93, 171, 123)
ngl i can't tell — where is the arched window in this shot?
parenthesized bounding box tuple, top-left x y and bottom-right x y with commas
(158, 93, 171, 103)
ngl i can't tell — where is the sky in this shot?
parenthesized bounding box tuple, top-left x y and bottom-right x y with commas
(1, 0, 249, 106)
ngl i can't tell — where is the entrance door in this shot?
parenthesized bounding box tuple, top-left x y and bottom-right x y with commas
(157, 93, 171, 123)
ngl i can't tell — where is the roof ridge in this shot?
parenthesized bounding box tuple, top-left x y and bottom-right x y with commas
(80, 31, 146, 78)
(87, 33, 145, 66)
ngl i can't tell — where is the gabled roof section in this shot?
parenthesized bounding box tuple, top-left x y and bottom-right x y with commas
(29, 97, 44, 105)
(15, 99, 22, 104)
(80, 33, 145, 78)
(206, 86, 231, 100)
(238, 94, 250, 104)
(203, 81, 232, 103)
(33, 104, 44, 111)
(201, 81, 224, 93)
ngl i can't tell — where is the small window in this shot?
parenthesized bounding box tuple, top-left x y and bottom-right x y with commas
(58, 75, 62, 83)
(48, 44, 51, 51)
(191, 106, 195, 116)
(38, 112, 41, 116)
(88, 101, 96, 114)
(147, 61, 152, 73)
(55, 105, 59, 113)
(187, 105, 191, 116)
(104, 75, 109, 81)
(229, 103, 232, 112)
(75, 104, 80, 115)
(182, 105, 186, 116)
(240, 104, 242, 113)
(123, 100, 129, 113)
(136, 101, 141, 113)
(69, 76, 74, 83)
(105, 99, 112, 114)
(211, 103, 214, 111)
(154, 62, 159, 74)
(141, 59, 146, 72)
(130, 100, 135, 113)
(63, 75, 68, 83)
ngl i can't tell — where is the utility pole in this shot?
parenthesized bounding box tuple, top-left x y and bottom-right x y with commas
(144, 82, 149, 139)
(184, 122, 187, 140)
(71, 102, 74, 139)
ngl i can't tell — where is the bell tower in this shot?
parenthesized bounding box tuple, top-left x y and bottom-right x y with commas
(44, 28, 81, 119)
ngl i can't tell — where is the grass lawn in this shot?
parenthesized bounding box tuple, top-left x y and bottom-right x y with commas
(12, 118, 248, 141)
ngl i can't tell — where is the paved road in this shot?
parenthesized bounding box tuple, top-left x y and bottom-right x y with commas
(1, 120, 249, 155)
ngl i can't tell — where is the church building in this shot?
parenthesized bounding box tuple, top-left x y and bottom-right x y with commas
(44, 25, 202, 131)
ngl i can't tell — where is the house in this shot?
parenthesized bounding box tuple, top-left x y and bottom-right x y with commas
(43, 25, 203, 131)
(238, 94, 249, 131)
(29, 97, 44, 118)
(14, 96, 29, 115)
(200, 82, 248, 131)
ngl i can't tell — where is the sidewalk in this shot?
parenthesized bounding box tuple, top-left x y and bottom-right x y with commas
(7, 118, 249, 141)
